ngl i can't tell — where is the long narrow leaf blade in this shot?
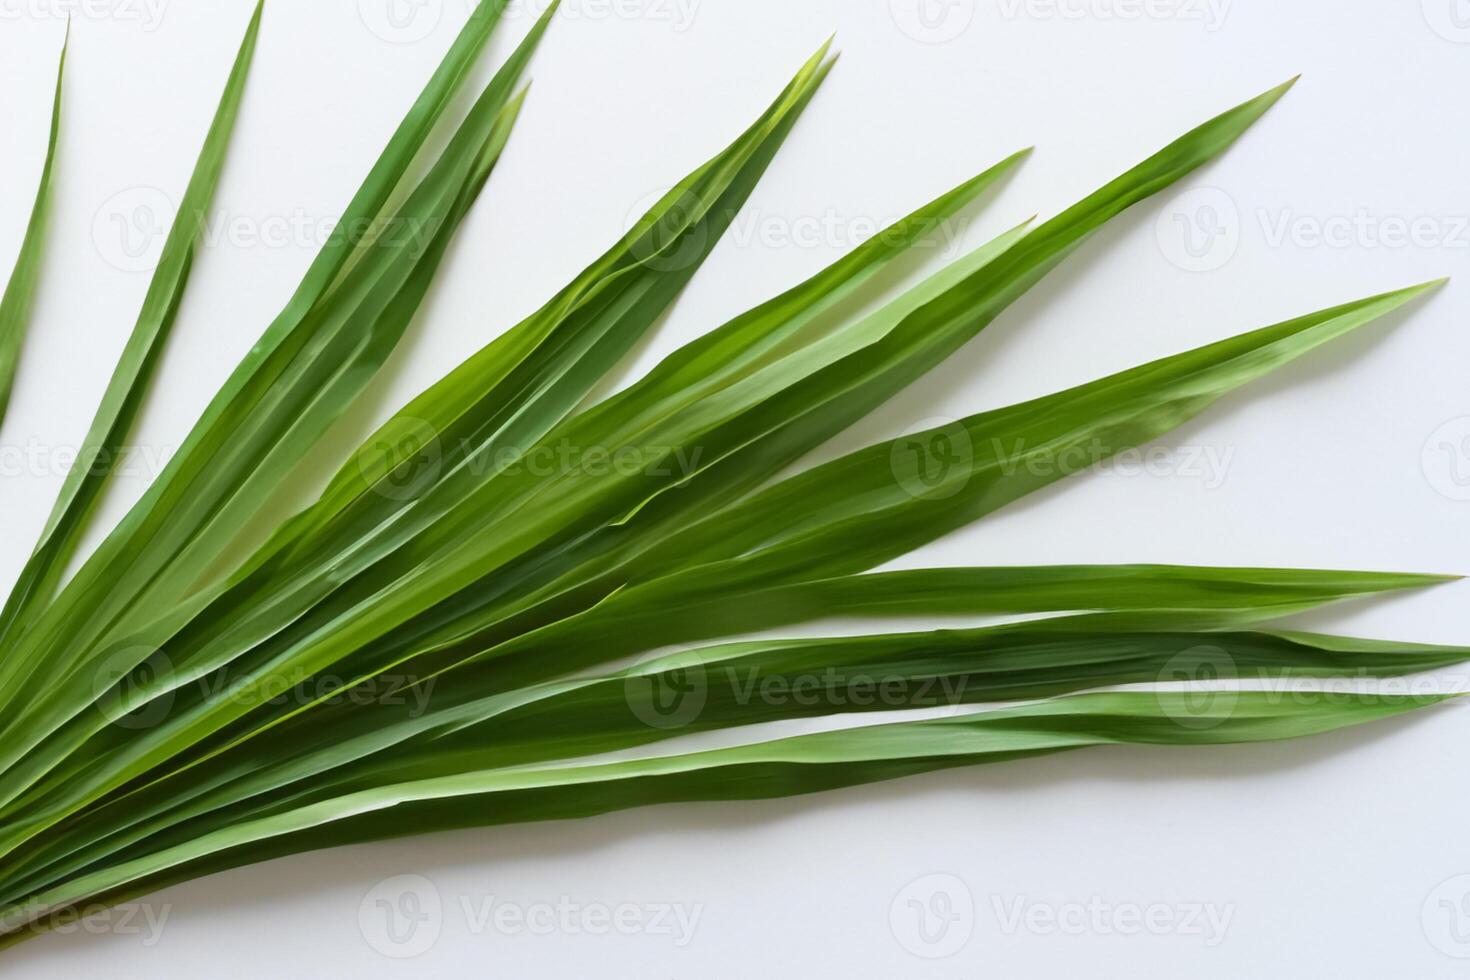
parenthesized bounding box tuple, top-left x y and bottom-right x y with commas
(0, 2, 263, 650)
(626, 282, 1443, 589)
(0, 690, 1446, 945)
(0, 562, 1448, 905)
(0, 31, 66, 426)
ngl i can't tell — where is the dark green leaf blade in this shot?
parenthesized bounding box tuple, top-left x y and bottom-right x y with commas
(0, 689, 1446, 946)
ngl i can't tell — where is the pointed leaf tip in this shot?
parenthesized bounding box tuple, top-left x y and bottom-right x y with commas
(1390, 277, 1450, 301)
(996, 146, 1034, 170)
(1268, 74, 1301, 97)
(1228, 75, 1299, 120)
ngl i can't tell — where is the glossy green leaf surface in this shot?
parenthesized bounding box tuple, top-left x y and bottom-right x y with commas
(0, 19, 1458, 946)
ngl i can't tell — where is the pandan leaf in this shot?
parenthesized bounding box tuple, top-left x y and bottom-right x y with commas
(0, 0, 548, 750)
(0, 20, 1457, 949)
(0, 691, 1448, 946)
(0, 561, 1451, 906)
(0, 28, 66, 426)
(0, 3, 262, 652)
(0, 281, 1444, 866)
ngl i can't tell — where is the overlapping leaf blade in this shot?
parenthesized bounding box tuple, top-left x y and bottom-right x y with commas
(0, 3, 262, 651)
(0, 0, 531, 714)
(0, 690, 1449, 945)
(50, 80, 1304, 766)
(0, 37, 849, 845)
(0, 564, 1455, 910)
(0, 1, 554, 797)
(0, 23, 1460, 952)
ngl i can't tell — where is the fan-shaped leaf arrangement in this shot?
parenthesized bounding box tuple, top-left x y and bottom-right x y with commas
(0, 0, 1460, 945)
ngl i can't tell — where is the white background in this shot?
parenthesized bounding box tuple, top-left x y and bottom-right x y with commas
(2, 0, 1469, 975)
